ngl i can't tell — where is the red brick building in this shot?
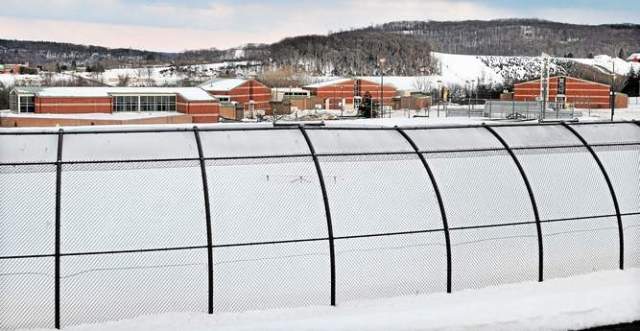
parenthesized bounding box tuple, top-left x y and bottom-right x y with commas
(513, 76, 627, 109)
(304, 78, 397, 110)
(200, 78, 271, 114)
(8, 87, 220, 123)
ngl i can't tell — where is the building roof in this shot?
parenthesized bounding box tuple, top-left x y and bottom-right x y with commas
(12, 86, 44, 94)
(513, 75, 610, 88)
(303, 77, 398, 89)
(303, 78, 353, 89)
(199, 78, 248, 91)
(12, 87, 215, 101)
(273, 87, 310, 93)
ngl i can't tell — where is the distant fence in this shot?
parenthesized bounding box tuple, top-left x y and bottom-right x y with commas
(484, 100, 579, 119)
(1, 122, 639, 329)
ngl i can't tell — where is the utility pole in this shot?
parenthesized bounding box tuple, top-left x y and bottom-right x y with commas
(379, 58, 386, 119)
(540, 53, 550, 120)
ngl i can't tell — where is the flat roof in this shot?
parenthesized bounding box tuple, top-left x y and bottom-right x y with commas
(199, 78, 248, 92)
(12, 87, 216, 101)
(304, 78, 352, 89)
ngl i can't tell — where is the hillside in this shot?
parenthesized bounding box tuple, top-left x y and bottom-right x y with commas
(2, 19, 639, 77)
(373, 19, 640, 57)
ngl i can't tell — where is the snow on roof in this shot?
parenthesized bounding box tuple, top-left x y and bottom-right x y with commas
(0, 111, 183, 120)
(19, 87, 215, 101)
(513, 75, 610, 87)
(627, 53, 640, 61)
(304, 78, 353, 88)
(11, 86, 43, 94)
(199, 78, 247, 91)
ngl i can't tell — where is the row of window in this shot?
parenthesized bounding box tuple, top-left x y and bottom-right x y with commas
(112, 95, 177, 112)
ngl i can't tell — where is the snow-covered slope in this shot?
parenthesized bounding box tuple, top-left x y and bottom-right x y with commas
(1, 53, 638, 90)
(574, 55, 640, 76)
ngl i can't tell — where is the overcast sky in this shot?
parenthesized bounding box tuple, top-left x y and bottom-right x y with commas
(0, 0, 638, 52)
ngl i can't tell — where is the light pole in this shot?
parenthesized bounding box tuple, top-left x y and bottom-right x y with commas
(379, 58, 386, 118)
(437, 79, 443, 117)
(610, 57, 616, 121)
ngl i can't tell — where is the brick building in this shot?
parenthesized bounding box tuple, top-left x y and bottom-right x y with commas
(199, 78, 271, 116)
(513, 76, 628, 109)
(8, 87, 220, 123)
(0, 63, 33, 74)
(303, 78, 397, 110)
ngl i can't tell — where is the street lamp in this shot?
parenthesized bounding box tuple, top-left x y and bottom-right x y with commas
(379, 58, 386, 118)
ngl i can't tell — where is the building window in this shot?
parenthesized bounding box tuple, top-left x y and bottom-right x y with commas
(19, 96, 35, 113)
(112, 94, 177, 112)
(168, 96, 176, 111)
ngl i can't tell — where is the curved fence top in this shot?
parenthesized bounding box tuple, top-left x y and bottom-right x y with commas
(1, 120, 639, 329)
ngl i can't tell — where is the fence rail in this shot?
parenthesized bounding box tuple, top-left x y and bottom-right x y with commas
(1, 121, 639, 329)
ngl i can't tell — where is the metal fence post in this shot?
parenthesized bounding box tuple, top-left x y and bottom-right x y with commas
(395, 127, 453, 293)
(299, 125, 336, 306)
(54, 128, 64, 329)
(193, 126, 214, 314)
(561, 122, 624, 270)
(484, 125, 544, 282)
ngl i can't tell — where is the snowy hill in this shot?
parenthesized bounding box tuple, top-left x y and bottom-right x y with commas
(1, 53, 639, 90)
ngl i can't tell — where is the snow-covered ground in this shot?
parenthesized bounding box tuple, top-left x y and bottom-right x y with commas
(22, 268, 640, 331)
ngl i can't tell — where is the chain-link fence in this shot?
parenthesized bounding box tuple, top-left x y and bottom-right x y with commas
(484, 100, 579, 119)
(1, 122, 639, 329)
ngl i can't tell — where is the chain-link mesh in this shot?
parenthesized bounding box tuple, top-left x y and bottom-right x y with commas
(506, 142, 619, 279)
(306, 129, 414, 154)
(0, 165, 56, 256)
(61, 161, 206, 253)
(320, 154, 442, 235)
(426, 150, 538, 289)
(200, 129, 310, 158)
(450, 225, 538, 290)
(406, 127, 503, 152)
(62, 131, 199, 161)
(60, 249, 208, 326)
(624, 215, 640, 268)
(0, 257, 54, 330)
(0, 134, 59, 164)
(212, 241, 330, 312)
(205, 157, 326, 245)
(1, 123, 638, 329)
(204, 154, 330, 312)
(334, 233, 447, 301)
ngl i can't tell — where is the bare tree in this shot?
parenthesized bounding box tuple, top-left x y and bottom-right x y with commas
(117, 74, 130, 87)
(413, 76, 433, 94)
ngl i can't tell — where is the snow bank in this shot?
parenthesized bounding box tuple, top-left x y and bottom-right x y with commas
(22, 268, 640, 331)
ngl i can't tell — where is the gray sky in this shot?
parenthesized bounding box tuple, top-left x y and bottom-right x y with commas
(0, 0, 638, 52)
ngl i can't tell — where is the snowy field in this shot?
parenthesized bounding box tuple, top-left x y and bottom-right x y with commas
(21, 268, 640, 331)
(1, 122, 639, 329)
